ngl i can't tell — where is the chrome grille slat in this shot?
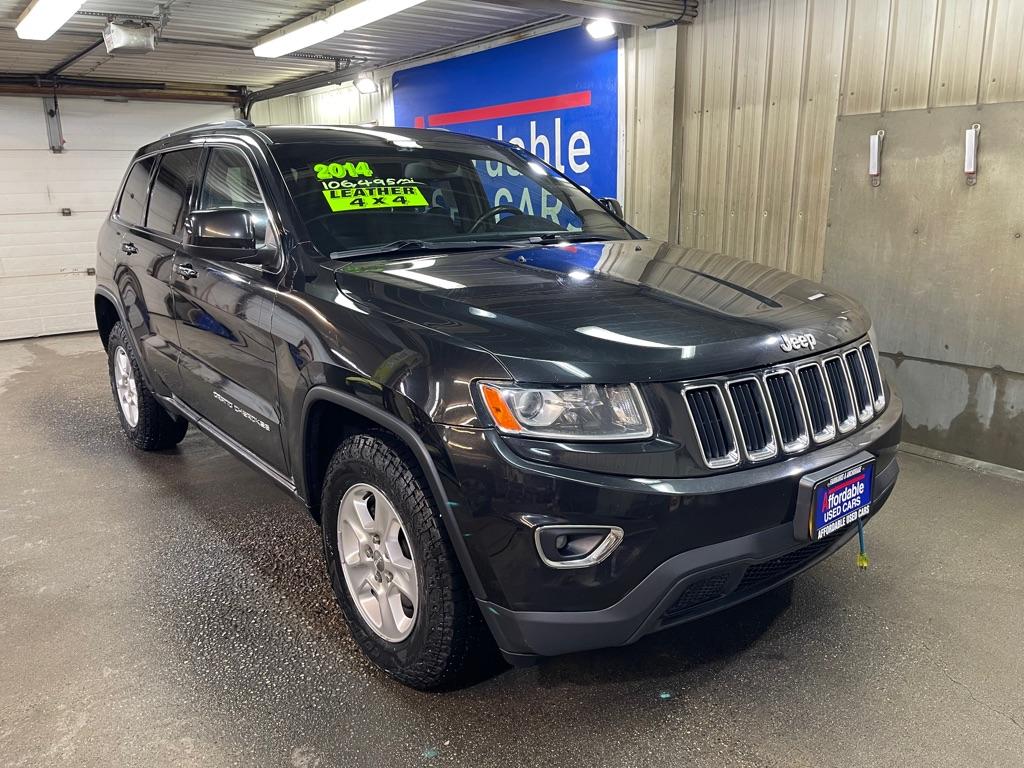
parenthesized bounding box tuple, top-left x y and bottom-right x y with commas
(797, 363, 837, 443)
(860, 342, 886, 409)
(725, 378, 777, 461)
(844, 349, 874, 422)
(823, 356, 857, 433)
(684, 385, 740, 469)
(682, 337, 886, 469)
(764, 370, 809, 453)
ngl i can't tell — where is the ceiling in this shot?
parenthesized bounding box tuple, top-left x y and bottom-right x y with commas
(0, 0, 693, 99)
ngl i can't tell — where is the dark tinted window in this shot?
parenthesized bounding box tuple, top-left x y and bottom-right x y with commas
(117, 156, 156, 226)
(270, 141, 631, 258)
(146, 148, 201, 236)
(199, 147, 270, 245)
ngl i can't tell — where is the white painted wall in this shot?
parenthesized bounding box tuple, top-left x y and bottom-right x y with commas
(0, 97, 234, 341)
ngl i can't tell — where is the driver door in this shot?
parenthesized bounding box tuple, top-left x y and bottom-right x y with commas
(170, 144, 287, 473)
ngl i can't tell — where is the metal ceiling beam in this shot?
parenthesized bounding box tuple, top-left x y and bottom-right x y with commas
(44, 38, 104, 77)
(0, 81, 240, 102)
(0, 72, 242, 103)
(472, 0, 695, 27)
(243, 60, 367, 110)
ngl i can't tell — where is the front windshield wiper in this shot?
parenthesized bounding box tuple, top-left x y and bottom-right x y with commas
(329, 239, 517, 260)
(524, 232, 618, 244)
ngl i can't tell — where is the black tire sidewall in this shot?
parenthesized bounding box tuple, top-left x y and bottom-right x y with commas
(321, 439, 445, 677)
(106, 322, 187, 450)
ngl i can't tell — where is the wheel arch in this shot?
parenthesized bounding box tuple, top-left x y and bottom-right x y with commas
(95, 285, 162, 394)
(94, 289, 122, 351)
(299, 386, 487, 600)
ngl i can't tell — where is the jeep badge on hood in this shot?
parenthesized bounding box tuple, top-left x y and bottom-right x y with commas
(780, 332, 818, 352)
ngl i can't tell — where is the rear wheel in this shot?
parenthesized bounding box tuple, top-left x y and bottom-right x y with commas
(106, 321, 188, 451)
(321, 433, 493, 689)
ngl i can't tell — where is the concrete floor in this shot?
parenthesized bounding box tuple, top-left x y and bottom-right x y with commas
(1, 333, 1022, 768)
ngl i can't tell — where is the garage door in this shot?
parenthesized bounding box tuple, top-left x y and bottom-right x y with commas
(0, 97, 234, 341)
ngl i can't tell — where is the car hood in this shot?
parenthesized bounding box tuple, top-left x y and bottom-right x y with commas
(328, 239, 871, 383)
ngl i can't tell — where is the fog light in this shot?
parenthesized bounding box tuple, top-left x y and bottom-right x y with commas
(535, 525, 624, 569)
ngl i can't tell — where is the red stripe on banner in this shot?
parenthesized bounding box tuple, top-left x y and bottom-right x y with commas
(414, 116, 425, 128)
(426, 90, 592, 127)
(821, 473, 866, 511)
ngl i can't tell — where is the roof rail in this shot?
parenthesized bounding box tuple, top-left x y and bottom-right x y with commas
(160, 119, 254, 140)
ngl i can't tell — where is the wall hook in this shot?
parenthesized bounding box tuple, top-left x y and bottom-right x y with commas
(869, 129, 884, 187)
(965, 123, 981, 186)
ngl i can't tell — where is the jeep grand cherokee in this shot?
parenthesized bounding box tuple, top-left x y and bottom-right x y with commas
(95, 121, 901, 689)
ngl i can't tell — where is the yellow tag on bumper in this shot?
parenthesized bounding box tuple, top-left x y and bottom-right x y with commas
(322, 185, 428, 212)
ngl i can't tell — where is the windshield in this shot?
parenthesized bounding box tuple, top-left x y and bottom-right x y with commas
(269, 139, 634, 258)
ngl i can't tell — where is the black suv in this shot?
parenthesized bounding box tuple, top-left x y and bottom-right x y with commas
(95, 121, 902, 689)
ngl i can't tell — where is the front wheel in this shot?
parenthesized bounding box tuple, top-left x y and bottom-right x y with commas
(321, 433, 492, 689)
(106, 322, 188, 451)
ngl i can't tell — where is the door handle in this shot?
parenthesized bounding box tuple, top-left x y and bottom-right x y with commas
(175, 263, 198, 280)
(121, 242, 138, 256)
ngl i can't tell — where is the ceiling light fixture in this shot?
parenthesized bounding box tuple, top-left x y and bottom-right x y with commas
(253, 0, 427, 58)
(585, 18, 616, 40)
(16, 0, 86, 40)
(354, 73, 379, 94)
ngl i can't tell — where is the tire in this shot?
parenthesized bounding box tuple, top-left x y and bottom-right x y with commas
(106, 321, 188, 451)
(321, 433, 493, 690)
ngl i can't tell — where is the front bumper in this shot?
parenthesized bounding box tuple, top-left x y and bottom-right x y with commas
(438, 395, 903, 658)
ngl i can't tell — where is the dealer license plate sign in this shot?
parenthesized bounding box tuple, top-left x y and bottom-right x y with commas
(810, 461, 874, 541)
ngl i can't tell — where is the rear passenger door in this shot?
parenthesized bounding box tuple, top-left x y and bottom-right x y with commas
(169, 144, 286, 474)
(111, 148, 201, 394)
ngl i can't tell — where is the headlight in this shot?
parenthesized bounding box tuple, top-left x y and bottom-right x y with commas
(477, 382, 652, 441)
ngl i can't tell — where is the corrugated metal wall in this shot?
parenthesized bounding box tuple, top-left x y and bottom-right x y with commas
(648, 0, 1024, 280)
(249, 81, 387, 126)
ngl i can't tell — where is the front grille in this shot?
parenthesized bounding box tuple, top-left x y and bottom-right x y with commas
(660, 528, 855, 624)
(663, 573, 730, 618)
(685, 386, 739, 468)
(737, 537, 835, 590)
(682, 337, 886, 469)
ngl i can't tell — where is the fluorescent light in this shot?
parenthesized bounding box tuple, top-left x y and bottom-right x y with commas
(16, 0, 86, 40)
(585, 18, 616, 40)
(253, 0, 427, 58)
(354, 73, 379, 94)
(253, 19, 333, 58)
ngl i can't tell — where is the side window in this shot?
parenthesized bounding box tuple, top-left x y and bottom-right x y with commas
(146, 148, 202, 237)
(117, 156, 156, 226)
(200, 147, 272, 246)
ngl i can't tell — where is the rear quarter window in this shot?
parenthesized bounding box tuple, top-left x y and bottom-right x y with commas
(117, 156, 156, 226)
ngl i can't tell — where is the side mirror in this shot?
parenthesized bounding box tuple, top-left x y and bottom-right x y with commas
(183, 208, 258, 262)
(598, 197, 624, 219)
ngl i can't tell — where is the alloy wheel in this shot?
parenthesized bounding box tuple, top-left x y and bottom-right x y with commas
(113, 346, 139, 427)
(337, 483, 419, 642)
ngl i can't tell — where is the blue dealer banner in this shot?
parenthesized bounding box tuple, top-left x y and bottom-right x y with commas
(392, 26, 619, 200)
